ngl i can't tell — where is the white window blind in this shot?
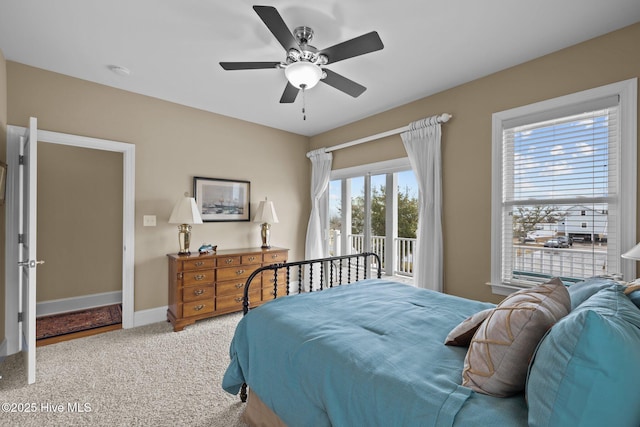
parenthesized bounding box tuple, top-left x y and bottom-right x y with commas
(501, 99, 619, 286)
(492, 79, 637, 295)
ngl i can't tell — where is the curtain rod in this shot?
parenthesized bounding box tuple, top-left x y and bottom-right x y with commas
(321, 113, 452, 154)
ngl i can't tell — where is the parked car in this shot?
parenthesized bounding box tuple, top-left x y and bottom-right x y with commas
(544, 239, 569, 248)
(557, 236, 573, 246)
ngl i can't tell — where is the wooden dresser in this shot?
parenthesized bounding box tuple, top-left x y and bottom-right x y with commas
(167, 247, 288, 332)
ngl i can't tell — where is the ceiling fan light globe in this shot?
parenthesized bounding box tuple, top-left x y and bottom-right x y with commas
(285, 61, 322, 89)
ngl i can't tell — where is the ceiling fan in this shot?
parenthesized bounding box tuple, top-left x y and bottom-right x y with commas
(220, 5, 384, 104)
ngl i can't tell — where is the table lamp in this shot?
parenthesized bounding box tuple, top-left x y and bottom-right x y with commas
(622, 242, 640, 261)
(169, 196, 203, 255)
(253, 197, 279, 248)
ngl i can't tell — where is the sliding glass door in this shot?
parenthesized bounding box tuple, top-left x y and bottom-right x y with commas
(327, 160, 417, 279)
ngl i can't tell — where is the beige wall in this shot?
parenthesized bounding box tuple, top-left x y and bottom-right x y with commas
(0, 49, 6, 342)
(37, 143, 123, 301)
(311, 22, 640, 304)
(7, 63, 310, 311)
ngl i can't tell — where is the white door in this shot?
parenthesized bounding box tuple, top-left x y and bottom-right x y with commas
(18, 117, 42, 384)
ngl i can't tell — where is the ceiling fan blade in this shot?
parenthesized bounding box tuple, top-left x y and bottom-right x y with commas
(220, 61, 280, 70)
(321, 69, 366, 98)
(253, 6, 299, 52)
(279, 82, 300, 103)
(319, 31, 384, 64)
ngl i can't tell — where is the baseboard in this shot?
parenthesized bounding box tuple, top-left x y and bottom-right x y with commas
(0, 337, 7, 359)
(36, 291, 123, 317)
(133, 306, 168, 328)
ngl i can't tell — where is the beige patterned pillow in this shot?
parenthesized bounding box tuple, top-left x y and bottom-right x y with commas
(462, 278, 570, 397)
(444, 308, 494, 346)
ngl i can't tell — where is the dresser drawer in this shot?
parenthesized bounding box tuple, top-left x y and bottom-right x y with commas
(219, 255, 241, 267)
(262, 270, 287, 287)
(217, 265, 253, 282)
(264, 251, 287, 264)
(242, 254, 262, 265)
(217, 289, 260, 312)
(183, 300, 215, 317)
(182, 270, 215, 286)
(182, 258, 216, 270)
(183, 283, 215, 302)
(216, 279, 246, 297)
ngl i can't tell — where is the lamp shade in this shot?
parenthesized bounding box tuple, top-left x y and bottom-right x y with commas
(253, 199, 279, 224)
(284, 61, 322, 89)
(622, 242, 640, 260)
(168, 197, 203, 225)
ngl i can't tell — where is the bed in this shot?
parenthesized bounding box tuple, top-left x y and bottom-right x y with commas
(222, 253, 640, 426)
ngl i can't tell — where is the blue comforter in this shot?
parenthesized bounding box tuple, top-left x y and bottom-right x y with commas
(222, 279, 527, 426)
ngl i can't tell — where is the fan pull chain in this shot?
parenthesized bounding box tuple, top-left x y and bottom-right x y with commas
(300, 84, 307, 120)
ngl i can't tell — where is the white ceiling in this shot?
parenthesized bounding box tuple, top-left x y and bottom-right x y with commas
(1, 1, 639, 137)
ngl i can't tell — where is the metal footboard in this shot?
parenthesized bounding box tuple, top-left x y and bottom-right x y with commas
(242, 252, 382, 315)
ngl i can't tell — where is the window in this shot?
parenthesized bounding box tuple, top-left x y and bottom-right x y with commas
(328, 158, 418, 279)
(491, 79, 637, 294)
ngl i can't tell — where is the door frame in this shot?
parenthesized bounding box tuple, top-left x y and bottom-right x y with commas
(4, 126, 135, 355)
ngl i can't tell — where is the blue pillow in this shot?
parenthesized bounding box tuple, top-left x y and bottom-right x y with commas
(627, 289, 640, 309)
(566, 277, 617, 310)
(527, 285, 640, 427)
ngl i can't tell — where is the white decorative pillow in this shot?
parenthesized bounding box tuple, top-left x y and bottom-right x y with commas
(462, 278, 570, 397)
(444, 308, 494, 346)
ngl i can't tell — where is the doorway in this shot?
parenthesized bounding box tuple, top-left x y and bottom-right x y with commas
(4, 125, 135, 358)
(35, 142, 123, 344)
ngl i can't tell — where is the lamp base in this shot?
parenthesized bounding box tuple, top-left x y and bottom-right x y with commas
(260, 222, 271, 249)
(177, 224, 192, 255)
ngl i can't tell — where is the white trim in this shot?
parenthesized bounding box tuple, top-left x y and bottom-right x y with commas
(331, 157, 411, 180)
(32, 130, 136, 329)
(491, 78, 637, 293)
(133, 306, 167, 327)
(36, 291, 122, 317)
(5, 126, 136, 357)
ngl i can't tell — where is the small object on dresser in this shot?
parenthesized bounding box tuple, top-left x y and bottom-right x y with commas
(198, 244, 217, 254)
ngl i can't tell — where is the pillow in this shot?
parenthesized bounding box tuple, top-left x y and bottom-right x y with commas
(567, 277, 617, 310)
(625, 284, 640, 309)
(461, 278, 570, 397)
(444, 308, 494, 346)
(527, 285, 640, 427)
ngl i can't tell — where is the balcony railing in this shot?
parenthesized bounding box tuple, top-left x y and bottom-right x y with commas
(330, 231, 608, 283)
(329, 231, 415, 277)
(511, 244, 608, 281)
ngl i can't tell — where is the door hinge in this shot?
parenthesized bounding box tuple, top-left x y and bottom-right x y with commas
(18, 155, 25, 165)
(18, 234, 24, 244)
(18, 312, 23, 322)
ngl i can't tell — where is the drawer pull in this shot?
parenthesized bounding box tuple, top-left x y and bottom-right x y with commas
(234, 297, 243, 303)
(193, 289, 204, 296)
(248, 256, 255, 262)
(194, 274, 205, 281)
(236, 269, 245, 275)
(225, 258, 234, 264)
(194, 261, 204, 267)
(235, 283, 243, 289)
(272, 254, 278, 259)
(193, 304, 205, 311)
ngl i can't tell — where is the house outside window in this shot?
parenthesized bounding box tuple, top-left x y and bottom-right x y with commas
(491, 79, 637, 294)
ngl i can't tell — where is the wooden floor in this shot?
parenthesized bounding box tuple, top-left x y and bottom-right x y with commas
(36, 323, 122, 347)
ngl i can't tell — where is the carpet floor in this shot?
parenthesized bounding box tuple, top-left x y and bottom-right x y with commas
(36, 304, 122, 340)
(0, 313, 248, 427)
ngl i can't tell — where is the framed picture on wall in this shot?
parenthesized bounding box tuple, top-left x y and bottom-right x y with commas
(193, 176, 251, 222)
(0, 161, 7, 205)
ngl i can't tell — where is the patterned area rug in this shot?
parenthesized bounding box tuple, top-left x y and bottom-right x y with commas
(36, 304, 122, 340)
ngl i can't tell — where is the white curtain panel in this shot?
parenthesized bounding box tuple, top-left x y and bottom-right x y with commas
(401, 118, 443, 292)
(305, 148, 333, 263)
